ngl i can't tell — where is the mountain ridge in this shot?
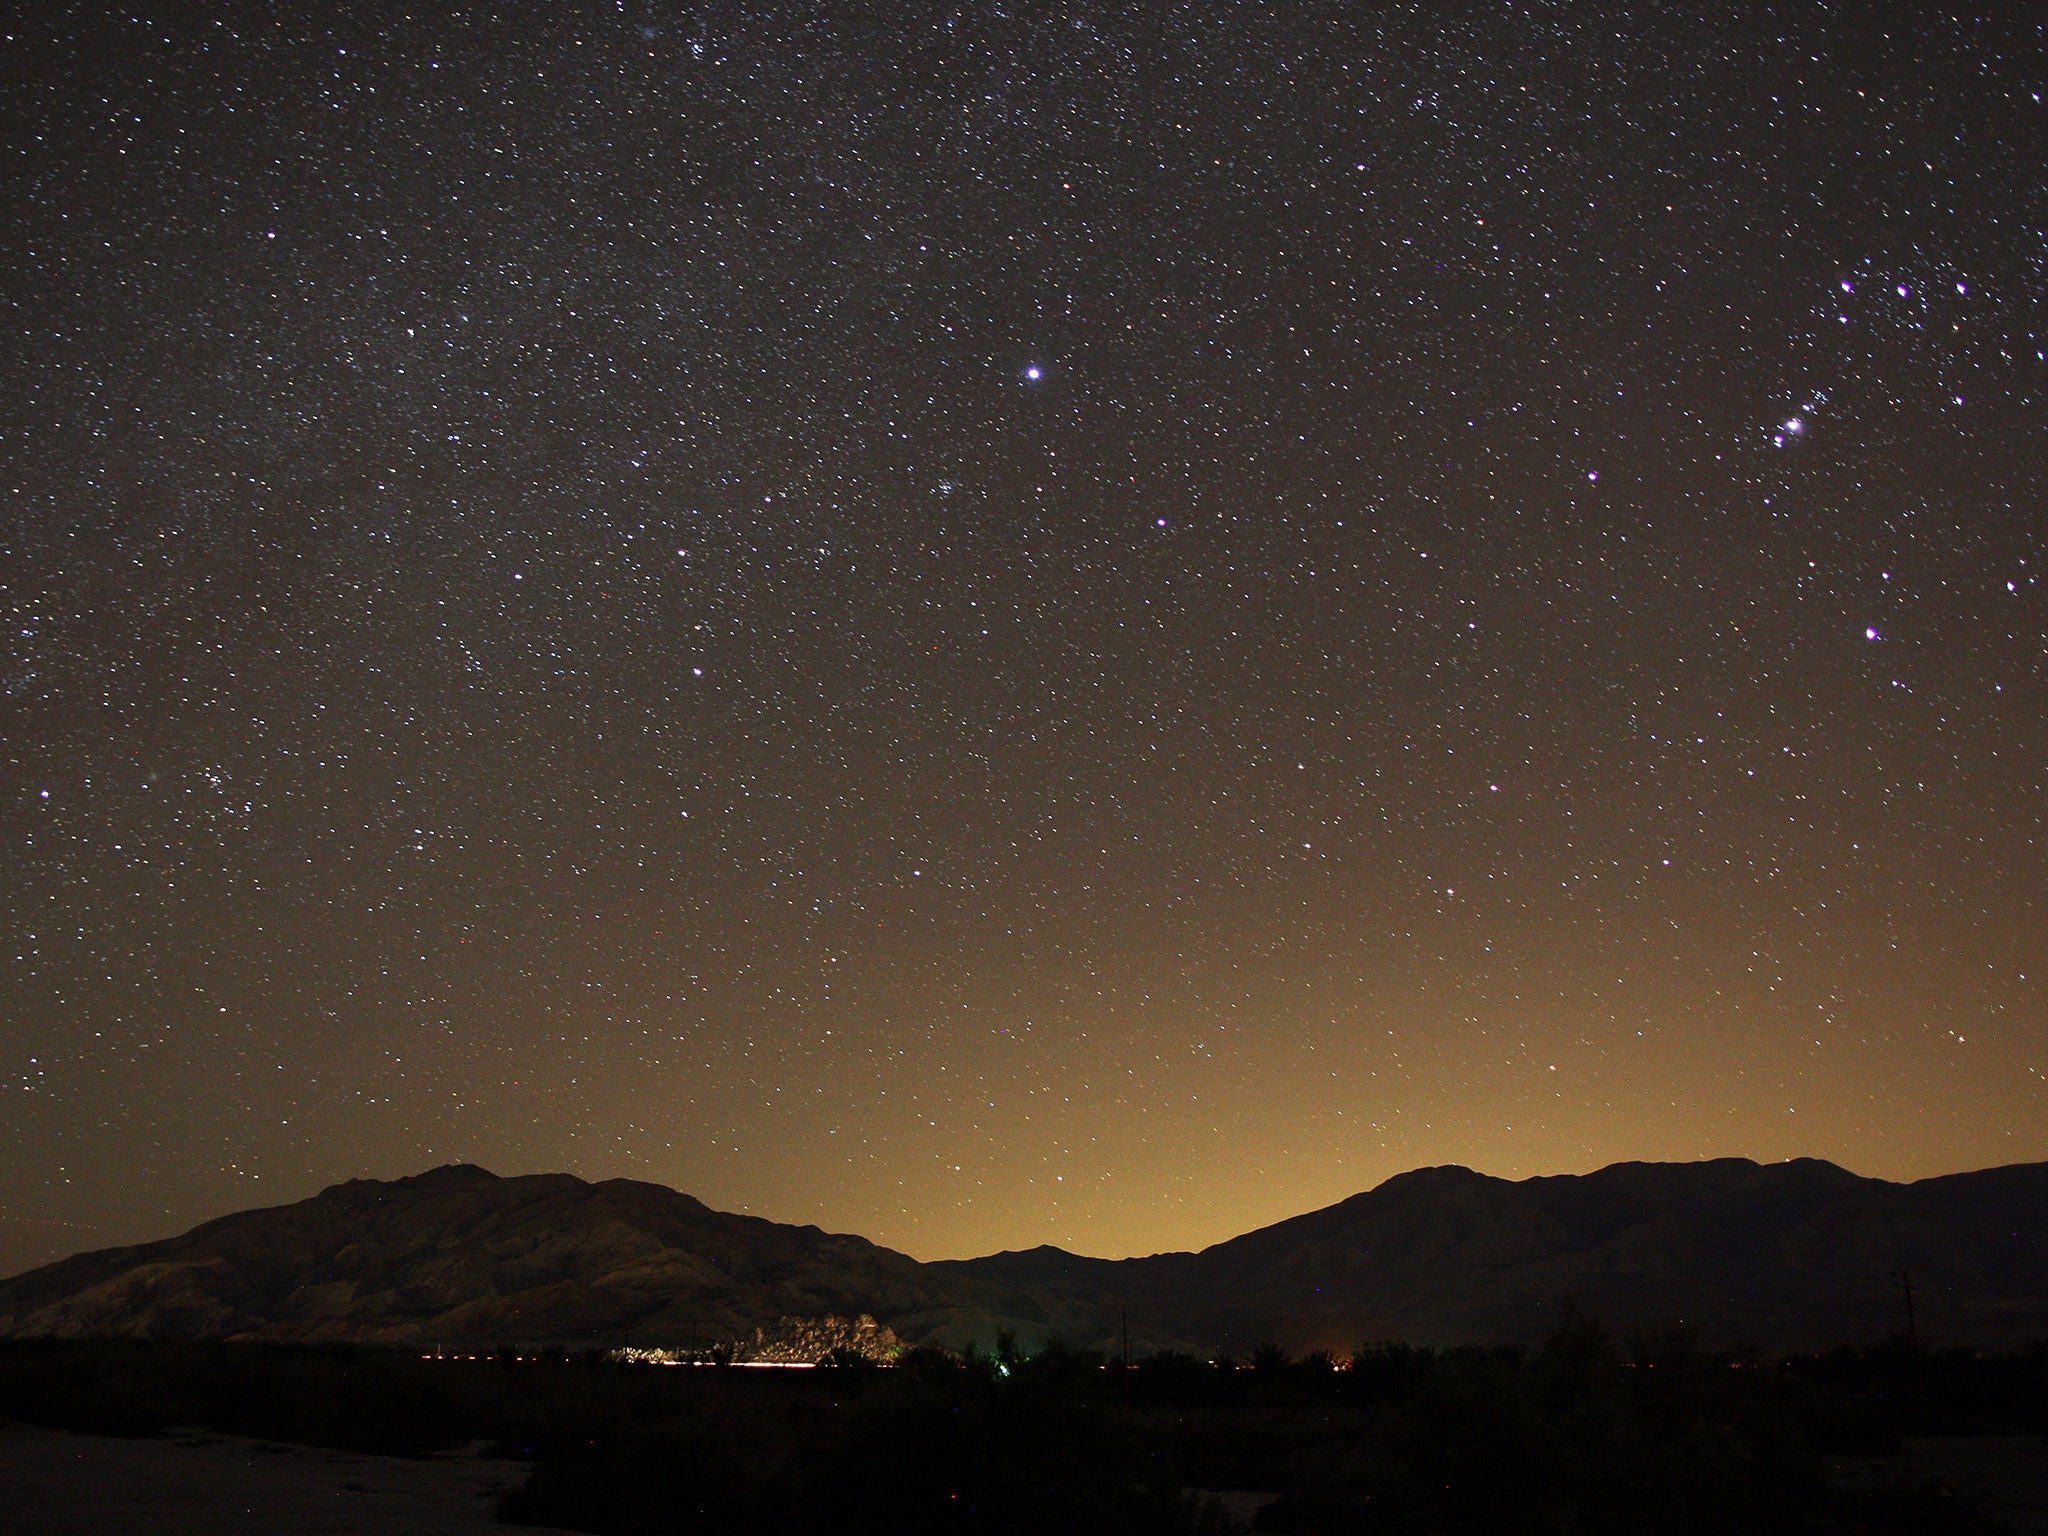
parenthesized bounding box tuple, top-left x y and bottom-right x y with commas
(3, 1158, 2043, 1355)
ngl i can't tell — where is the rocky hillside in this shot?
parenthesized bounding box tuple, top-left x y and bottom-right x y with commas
(0, 1165, 1032, 1349)
(4, 1158, 2044, 1353)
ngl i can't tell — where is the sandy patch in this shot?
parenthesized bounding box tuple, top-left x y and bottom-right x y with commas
(0, 1420, 578, 1535)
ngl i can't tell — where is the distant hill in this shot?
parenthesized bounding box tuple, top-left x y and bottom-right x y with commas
(943, 1158, 2048, 1354)
(3, 1159, 2044, 1354)
(0, 1165, 1032, 1350)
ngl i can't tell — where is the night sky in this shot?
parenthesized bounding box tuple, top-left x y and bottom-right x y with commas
(4, 4, 2045, 1278)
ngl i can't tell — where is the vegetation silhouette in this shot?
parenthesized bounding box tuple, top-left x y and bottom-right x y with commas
(1, 1324, 2039, 1532)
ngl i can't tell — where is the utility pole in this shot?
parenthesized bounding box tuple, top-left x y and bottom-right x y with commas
(1121, 1303, 1131, 1372)
(1892, 1268, 1919, 1351)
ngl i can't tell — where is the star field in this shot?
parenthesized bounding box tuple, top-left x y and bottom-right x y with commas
(2, 3, 2045, 1273)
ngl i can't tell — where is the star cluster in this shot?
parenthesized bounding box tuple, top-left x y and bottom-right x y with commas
(2, 3, 2044, 1272)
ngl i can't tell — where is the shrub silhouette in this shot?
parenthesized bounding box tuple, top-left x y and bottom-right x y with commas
(0, 1331, 2041, 1533)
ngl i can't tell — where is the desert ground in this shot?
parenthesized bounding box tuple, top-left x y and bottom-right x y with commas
(3, 1414, 2044, 1534)
(0, 1420, 580, 1536)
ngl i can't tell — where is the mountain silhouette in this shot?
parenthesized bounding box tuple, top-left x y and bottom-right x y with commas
(0, 1165, 1025, 1349)
(945, 1158, 2048, 1353)
(2, 1158, 2042, 1353)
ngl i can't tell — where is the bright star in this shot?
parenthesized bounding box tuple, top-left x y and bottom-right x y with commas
(1024, 366, 1042, 381)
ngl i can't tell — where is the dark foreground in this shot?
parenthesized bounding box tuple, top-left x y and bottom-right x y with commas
(0, 1418, 581, 1536)
(2, 1333, 2044, 1534)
